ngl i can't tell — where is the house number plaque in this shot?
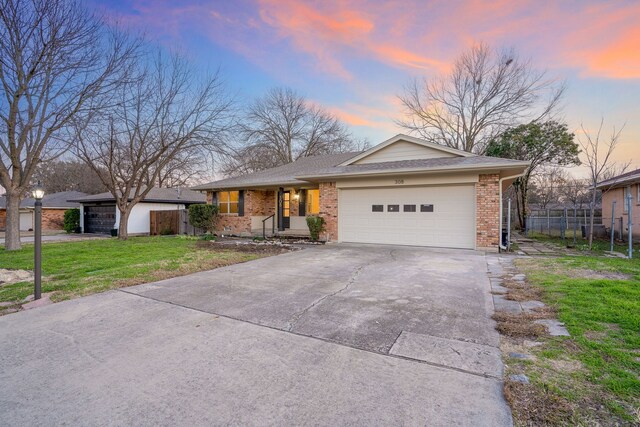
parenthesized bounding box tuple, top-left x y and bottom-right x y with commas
(395, 179, 404, 184)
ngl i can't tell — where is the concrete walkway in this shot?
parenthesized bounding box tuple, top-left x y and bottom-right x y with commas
(0, 244, 511, 426)
(0, 232, 108, 246)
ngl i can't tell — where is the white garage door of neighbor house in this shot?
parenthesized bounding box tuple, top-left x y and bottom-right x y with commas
(19, 211, 33, 231)
(339, 185, 476, 249)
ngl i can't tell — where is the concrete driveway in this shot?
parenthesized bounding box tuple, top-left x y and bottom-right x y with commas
(0, 244, 510, 426)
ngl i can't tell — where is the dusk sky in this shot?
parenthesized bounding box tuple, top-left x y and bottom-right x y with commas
(90, 0, 640, 175)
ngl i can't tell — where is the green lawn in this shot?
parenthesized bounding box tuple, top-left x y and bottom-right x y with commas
(0, 237, 260, 304)
(526, 231, 639, 258)
(517, 255, 640, 423)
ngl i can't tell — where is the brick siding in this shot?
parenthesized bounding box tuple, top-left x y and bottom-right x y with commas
(319, 182, 338, 241)
(476, 174, 500, 249)
(42, 209, 66, 230)
(0, 208, 66, 231)
(213, 190, 276, 235)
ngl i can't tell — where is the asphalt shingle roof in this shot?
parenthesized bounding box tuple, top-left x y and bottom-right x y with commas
(596, 168, 640, 189)
(0, 191, 87, 209)
(192, 152, 361, 190)
(70, 187, 206, 204)
(193, 152, 529, 190)
(297, 155, 530, 179)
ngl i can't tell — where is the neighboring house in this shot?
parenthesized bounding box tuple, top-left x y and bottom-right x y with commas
(0, 191, 86, 231)
(596, 168, 640, 241)
(192, 134, 529, 250)
(70, 187, 206, 235)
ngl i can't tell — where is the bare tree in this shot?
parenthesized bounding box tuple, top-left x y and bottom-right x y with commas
(398, 43, 565, 154)
(529, 166, 568, 209)
(75, 49, 234, 239)
(225, 87, 363, 174)
(579, 119, 629, 249)
(0, 0, 137, 250)
(560, 176, 590, 209)
(33, 159, 106, 194)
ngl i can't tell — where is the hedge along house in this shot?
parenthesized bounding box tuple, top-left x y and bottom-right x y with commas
(193, 134, 529, 250)
(70, 187, 205, 235)
(0, 191, 86, 231)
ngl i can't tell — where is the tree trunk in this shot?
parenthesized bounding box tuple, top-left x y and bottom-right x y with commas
(117, 206, 130, 240)
(588, 188, 596, 250)
(4, 190, 23, 251)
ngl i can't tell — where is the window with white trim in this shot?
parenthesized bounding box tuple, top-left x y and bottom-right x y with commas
(218, 191, 239, 214)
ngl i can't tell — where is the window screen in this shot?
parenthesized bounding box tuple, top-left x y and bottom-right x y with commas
(420, 204, 434, 212)
(403, 204, 416, 212)
(387, 204, 400, 212)
(372, 205, 383, 212)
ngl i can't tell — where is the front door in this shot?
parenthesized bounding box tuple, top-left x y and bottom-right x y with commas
(282, 191, 290, 229)
(278, 189, 291, 230)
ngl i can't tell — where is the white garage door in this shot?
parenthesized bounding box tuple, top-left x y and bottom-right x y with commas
(339, 185, 476, 249)
(19, 211, 33, 231)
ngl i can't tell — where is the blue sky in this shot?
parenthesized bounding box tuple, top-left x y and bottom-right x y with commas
(89, 0, 640, 174)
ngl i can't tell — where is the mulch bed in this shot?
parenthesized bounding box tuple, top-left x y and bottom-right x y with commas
(196, 240, 298, 255)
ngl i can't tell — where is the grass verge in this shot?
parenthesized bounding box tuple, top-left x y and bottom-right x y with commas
(0, 236, 268, 304)
(503, 255, 639, 425)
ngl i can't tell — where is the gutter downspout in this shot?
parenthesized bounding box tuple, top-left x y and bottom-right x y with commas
(499, 173, 526, 252)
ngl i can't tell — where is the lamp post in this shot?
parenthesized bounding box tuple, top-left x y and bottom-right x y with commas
(32, 182, 45, 300)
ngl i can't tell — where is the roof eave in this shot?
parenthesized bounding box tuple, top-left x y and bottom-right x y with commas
(338, 134, 474, 166)
(296, 162, 530, 181)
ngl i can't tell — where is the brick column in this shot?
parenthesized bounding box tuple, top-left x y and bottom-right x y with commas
(476, 174, 500, 250)
(319, 182, 338, 241)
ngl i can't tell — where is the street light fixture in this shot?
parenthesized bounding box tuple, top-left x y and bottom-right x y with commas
(31, 181, 45, 300)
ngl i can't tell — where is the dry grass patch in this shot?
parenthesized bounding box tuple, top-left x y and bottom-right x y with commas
(493, 311, 548, 338)
(504, 380, 573, 426)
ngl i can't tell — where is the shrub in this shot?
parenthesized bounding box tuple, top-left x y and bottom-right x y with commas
(306, 215, 325, 241)
(199, 232, 215, 241)
(160, 227, 174, 236)
(188, 204, 218, 233)
(63, 208, 80, 233)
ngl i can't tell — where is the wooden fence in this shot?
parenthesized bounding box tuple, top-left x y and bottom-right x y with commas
(150, 209, 202, 235)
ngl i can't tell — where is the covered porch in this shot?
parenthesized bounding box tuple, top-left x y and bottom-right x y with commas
(209, 186, 321, 238)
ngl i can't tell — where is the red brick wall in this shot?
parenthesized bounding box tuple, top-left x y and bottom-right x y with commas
(476, 174, 500, 249)
(212, 190, 276, 235)
(42, 209, 66, 230)
(319, 182, 338, 241)
(0, 210, 5, 230)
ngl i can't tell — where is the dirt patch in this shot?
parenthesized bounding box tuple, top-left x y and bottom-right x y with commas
(548, 358, 584, 373)
(568, 270, 632, 280)
(0, 269, 33, 286)
(197, 240, 297, 255)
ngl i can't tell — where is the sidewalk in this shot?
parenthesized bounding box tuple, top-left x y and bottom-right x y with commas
(0, 233, 108, 246)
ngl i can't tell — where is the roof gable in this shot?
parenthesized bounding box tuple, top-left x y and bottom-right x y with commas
(341, 134, 472, 166)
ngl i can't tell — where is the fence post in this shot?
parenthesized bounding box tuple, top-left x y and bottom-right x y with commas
(507, 198, 511, 251)
(627, 191, 633, 259)
(573, 207, 577, 246)
(561, 208, 567, 241)
(610, 201, 616, 252)
(547, 209, 550, 236)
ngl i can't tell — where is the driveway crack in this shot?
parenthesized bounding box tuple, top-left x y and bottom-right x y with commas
(287, 262, 368, 332)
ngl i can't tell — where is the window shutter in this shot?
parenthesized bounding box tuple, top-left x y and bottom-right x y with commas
(238, 190, 245, 216)
(298, 190, 307, 217)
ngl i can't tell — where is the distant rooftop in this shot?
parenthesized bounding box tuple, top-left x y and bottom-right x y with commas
(0, 191, 87, 209)
(70, 187, 206, 204)
(596, 168, 640, 189)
